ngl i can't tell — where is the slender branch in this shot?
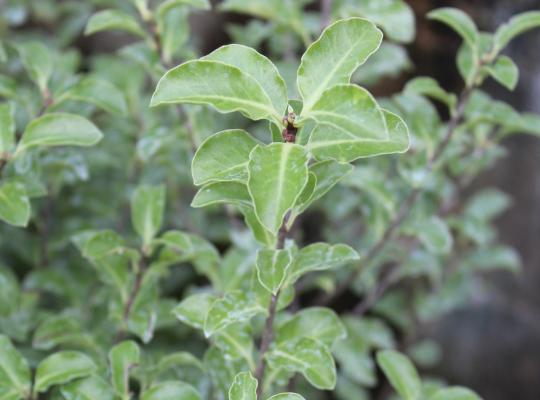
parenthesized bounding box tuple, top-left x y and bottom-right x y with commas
(254, 219, 288, 398)
(314, 84, 474, 307)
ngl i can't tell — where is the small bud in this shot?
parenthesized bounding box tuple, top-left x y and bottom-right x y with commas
(287, 104, 294, 114)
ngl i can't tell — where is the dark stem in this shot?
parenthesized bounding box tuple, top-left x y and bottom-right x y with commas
(314, 85, 474, 307)
(254, 219, 288, 398)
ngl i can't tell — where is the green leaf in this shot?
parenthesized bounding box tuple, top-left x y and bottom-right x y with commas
(485, 56, 519, 91)
(256, 249, 292, 294)
(157, 0, 211, 17)
(60, 375, 115, 400)
(493, 11, 540, 54)
(247, 143, 309, 234)
(376, 350, 421, 400)
(131, 184, 166, 247)
(286, 243, 359, 285)
(59, 77, 128, 115)
(266, 337, 336, 390)
(298, 18, 383, 111)
(411, 216, 453, 255)
(16, 113, 103, 155)
(351, 0, 415, 43)
(427, 8, 479, 51)
(109, 341, 140, 400)
(308, 109, 410, 162)
(151, 60, 280, 124)
(32, 315, 82, 350)
(204, 291, 266, 337)
(0, 182, 30, 227)
(239, 206, 276, 247)
(429, 386, 481, 400)
(276, 307, 346, 348)
(204, 44, 288, 117)
(228, 371, 257, 400)
(301, 84, 387, 140)
(16, 42, 53, 93)
(0, 102, 15, 154)
(0, 267, 19, 316)
(214, 324, 255, 368)
(141, 381, 201, 400)
(157, 6, 189, 64)
(173, 293, 217, 330)
(404, 77, 457, 112)
(191, 130, 261, 186)
(84, 10, 146, 38)
(34, 351, 97, 393)
(302, 161, 354, 208)
(267, 394, 305, 400)
(0, 335, 31, 399)
(192, 181, 252, 208)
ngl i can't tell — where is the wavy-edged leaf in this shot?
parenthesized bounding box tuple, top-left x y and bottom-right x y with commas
(0, 182, 30, 227)
(192, 181, 252, 208)
(286, 242, 359, 285)
(204, 44, 288, 117)
(131, 184, 166, 247)
(0, 335, 31, 400)
(151, 60, 280, 124)
(427, 7, 479, 51)
(247, 143, 309, 234)
(308, 108, 410, 162)
(16, 113, 103, 155)
(485, 56, 519, 91)
(34, 351, 97, 393)
(85, 9, 146, 38)
(302, 84, 388, 140)
(141, 381, 201, 400)
(256, 249, 292, 294)
(228, 371, 256, 400)
(376, 350, 421, 400)
(214, 324, 255, 367)
(276, 307, 346, 348)
(493, 11, 540, 53)
(266, 337, 336, 390)
(109, 341, 140, 399)
(204, 291, 266, 337)
(191, 130, 261, 186)
(297, 18, 383, 111)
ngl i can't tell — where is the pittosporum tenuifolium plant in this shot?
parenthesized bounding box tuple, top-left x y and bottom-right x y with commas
(1, 1, 540, 400)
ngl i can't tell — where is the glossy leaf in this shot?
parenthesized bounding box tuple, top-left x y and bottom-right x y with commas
(172, 292, 217, 330)
(228, 371, 257, 400)
(256, 249, 292, 294)
(109, 341, 140, 399)
(485, 56, 519, 91)
(493, 11, 540, 53)
(192, 181, 252, 208)
(60, 375, 115, 400)
(266, 337, 336, 390)
(204, 291, 266, 337)
(0, 182, 30, 227)
(34, 351, 97, 393)
(85, 10, 146, 38)
(16, 113, 103, 155)
(214, 324, 255, 367)
(192, 130, 261, 186)
(131, 184, 166, 247)
(141, 381, 201, 400)
(376, 350, 421, 400)
(298, 18, 383, 111)
(286, 243, 359, 285)
(16, 42, 53, 92)
(247, 143, 309, 234)
(204, 44, 288, 117)
(151, 60, 280, 124)
(427, 8, 479, 51)
(267, 395, 305, 400)
(308, 109, 410, 162)
(0, 102, 15, 154)
(302, 84, 387, 140)
(276, 307, 346, 348)
(0, 335, 31, 400)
